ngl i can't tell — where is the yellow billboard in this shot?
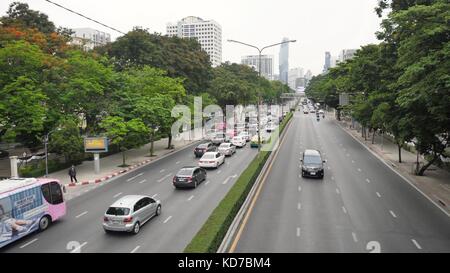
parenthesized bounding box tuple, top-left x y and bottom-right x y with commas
(84, 137, 108, 153)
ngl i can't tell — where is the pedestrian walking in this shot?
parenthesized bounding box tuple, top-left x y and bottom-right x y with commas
(68, 165, 78, 183)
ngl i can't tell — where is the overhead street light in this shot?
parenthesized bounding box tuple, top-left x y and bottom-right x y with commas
(227, 39, 297, 152)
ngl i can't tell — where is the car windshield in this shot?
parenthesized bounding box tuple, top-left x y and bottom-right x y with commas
(304, 155, 322, 164)
(198, 144, 208, 148)
(177, 168, 194, 176)
(106, 207, 130, 216)
(202, 153, 215, 159)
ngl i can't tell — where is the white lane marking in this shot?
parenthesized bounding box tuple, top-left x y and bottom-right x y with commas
(342, 206, 347, 214)
(352, 232, 358, 243)
(70, 242, 87, 253)
(336, 188, 340, 194)
(389, 210, 397, 218)
(331, 176, 335, 180)
(357, 168, 362, 172)
(84, 189, 89, 193)
(217, 170, 222, 174)
(151, 194, 158, 198)
(157, 173, 173, 183)
(352, 160, 355, 163)
(187, 195, 194, 201)
(347, 154, 350, 157)
(226, 162, 230, 165)
(222, 174, 238, 185)
(163, 216, 172, 224)
(376, 192, 381, 198)
(205, 180, 210, 185)
(298, 186, 302, 192)
(20, 238, 38, 249)
(366, 178, 371, 183)
(297, 203, 301, 210)
(411, 239, 422, 250)
(130, 246, 140, 253)
(176, 161, 180, 164)
(296, 227, 301, 237)
(76, 211, 88, 218)
(138, 179, 147, 184)
(127, 172, 144, 182)
(160, 169, 165, 173)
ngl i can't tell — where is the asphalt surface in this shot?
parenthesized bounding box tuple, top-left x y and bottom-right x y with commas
(234, 109, 450, 253)
(1, 138, 259, 253)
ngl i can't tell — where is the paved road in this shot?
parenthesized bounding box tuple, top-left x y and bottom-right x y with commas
(2, 140, 259, 253)
(234, 110, 450, 253)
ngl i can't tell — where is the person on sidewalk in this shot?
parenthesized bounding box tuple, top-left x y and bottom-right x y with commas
(68, 165, 78, 183)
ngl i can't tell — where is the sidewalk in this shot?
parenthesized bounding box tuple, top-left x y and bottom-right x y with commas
(47, 129, 202, 189)
(332, 112, 450, 215)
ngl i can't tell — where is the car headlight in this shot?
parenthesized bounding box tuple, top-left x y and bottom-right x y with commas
(302, 166, 307, 171)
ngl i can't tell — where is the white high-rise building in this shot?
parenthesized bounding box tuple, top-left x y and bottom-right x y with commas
(166, 16, 222, 67)
(288, 67, 304, 90)
(241, 55, 274, 80)
(338, 49, 358, 63)
(71, 28, 111, 50)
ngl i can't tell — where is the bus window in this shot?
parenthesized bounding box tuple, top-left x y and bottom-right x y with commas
(41, 183, 51, 204)
(50, 182, 63, 205)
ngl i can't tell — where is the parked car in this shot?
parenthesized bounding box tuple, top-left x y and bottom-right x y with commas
(300, 149, 325, 179)
(103, 195, 161, 234)
(231, 136, 246, 148)
(194, 142, 216, 157)
(199, 152, 225, 169)
(218, 142, 236, 156)
(211, 132, 226, 145)
(303, 109, 309, 114)
(173, 166, 207, 189)
(238, 131, 250, 142)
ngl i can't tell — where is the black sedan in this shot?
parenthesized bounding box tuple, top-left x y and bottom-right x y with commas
(194, 142, 216, 157)
(173, 166, 207, 189)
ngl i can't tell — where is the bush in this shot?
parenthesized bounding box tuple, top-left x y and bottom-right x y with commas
(19, 158, 79, 178)
(184, 112, 292, 253)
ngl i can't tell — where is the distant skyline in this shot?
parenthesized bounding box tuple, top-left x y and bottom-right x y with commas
(0, 0, 385, 76)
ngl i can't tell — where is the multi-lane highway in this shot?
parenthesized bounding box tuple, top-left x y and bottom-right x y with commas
(2, 139, 258, 253)
(232, 109, 450, 253)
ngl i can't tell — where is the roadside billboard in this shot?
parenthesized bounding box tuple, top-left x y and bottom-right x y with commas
(84, 137, 108, 153)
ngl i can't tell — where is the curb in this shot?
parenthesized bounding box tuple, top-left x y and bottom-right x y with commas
(66, 141, 202, 188)
(335, 119, 450, 217)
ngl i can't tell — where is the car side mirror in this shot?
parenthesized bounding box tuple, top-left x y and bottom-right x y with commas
(300, 159, 303, 162)
(323, 160, 327, 163)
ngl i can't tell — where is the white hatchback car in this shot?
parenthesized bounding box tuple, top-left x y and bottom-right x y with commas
(199, 152, 225, 169)
(238, 131, 250, 142)
(231, 136, 246, 148)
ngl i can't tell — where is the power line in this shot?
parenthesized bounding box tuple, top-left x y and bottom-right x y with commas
(44, 0, 126, 35)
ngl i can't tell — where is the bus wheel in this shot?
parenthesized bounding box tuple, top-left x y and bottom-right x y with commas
(39, 215, 51, 231)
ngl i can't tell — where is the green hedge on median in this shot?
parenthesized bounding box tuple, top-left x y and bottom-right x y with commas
(184, 112, 293, 253)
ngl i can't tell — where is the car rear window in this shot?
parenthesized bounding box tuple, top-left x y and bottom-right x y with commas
(219, 143, 230, 148)
(202, 153, 215, 159)
(197, 144, 208, 148)
(106, 207, 130, 216)
(304, 155, 322, 164)
(177, 168, 194, 176)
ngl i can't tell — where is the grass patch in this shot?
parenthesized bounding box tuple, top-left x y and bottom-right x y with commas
(184, 112, 293, 253)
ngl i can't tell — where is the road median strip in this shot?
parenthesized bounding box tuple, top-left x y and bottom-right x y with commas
(184, 112, 293, 253)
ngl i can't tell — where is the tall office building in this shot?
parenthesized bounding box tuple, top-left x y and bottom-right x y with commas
(71, 28, 111, 50)
(279, 37, 290, 84)
(338, 49, 358, 63)
(288, 67, 304, 90)
(166, 16, 222, 67)
(323, 51, 331, 72)
(241, 55, 274, 80)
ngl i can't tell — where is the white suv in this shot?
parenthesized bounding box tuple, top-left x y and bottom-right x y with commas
(231, 136, 246, 148)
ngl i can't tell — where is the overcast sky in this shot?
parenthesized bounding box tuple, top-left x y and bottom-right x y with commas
(0, 0, 384, 75)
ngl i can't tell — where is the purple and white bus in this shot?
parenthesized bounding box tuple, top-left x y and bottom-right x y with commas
(0, 178, 66, 248)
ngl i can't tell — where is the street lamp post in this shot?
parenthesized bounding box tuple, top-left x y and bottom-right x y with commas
(44, 128, 61, 177)
(227, 39, 297, 152)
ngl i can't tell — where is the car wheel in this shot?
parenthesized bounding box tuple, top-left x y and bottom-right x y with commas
(132, 222, 140, 235)
(194, 180, 198, 188)
(104, 229, 113, 234)
(156, 205, 162, 216)
(38, 215, 51, 231)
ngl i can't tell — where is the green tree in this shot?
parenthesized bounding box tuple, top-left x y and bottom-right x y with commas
(99, 116, 149, 167)
(48, 118, 84, 164)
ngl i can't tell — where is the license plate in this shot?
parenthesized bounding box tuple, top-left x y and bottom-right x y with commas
(112, 220, 121, 224)
(310, 172, 316, 175)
